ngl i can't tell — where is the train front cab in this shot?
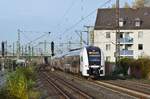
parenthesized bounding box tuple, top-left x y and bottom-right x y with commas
(80, 46, 105, 77)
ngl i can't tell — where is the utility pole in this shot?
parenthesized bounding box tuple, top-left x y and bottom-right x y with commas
(13, 42, 15, 56)
(116, 0, 120, 67)
(32, 47, 34, 56)
(84, 25, 90, 45)
(80, 32, 83, 48)
(84, 25, 94, 46)
(22, 45, 24, 56)
(5, 41, 7, 57)
(68, 41, 71, 51)
(28, 45, 31, 61)
(17, 29, 21, 59)
(25, 45, 27, 58)
(89, 26, 94, 46)
(44, 40, 47, 56)
(75, 30, 83, 48)
(1, 41, 5, 71)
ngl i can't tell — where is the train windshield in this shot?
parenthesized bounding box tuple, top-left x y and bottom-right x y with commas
(88, 51, 101, 65)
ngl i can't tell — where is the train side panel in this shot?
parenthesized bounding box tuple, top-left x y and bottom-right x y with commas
(51, 46, 105, 77)
(100, 50, 105, 76)
(80, 47, 89, 76)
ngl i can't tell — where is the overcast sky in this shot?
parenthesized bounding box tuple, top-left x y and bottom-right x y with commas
(0, 0, 133, 47)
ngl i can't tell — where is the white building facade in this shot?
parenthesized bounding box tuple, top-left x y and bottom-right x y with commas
(94, 8, 150, 62)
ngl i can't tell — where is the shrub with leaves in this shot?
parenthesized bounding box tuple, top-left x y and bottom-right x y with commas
(119, 58, 134, 76)
(133, 58, 150, 78)
(0, 66, 38, 99)
(118, 58, 150, 78)
(6, 68, 28, 99)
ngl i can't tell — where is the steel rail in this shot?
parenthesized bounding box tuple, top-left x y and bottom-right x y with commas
(95, 81, 150, 99)
(40, 72, 70, 99)
(102, 80, 150, 95)
(44, 72, 94, 99)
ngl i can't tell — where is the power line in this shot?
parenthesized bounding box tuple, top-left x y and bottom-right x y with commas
(19, 30, 51, 44)
(21, 32, 31, 42)
(53, 0, 78, 43)
(61, 0, 112, 35)
(27, 32, 51, 45)
(60, 0, 77, 25)
(55, 0, 78, 28)
(57, 0, 112, 48)
(55, 0, 112, 54)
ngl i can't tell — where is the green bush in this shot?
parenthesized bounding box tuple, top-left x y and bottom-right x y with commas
(6, 69, 28, 99)
(117, 58, 150, 78)
(133, 58, 150, 78)
(0, 66, 37, 99)
(119, 58, 134, 76)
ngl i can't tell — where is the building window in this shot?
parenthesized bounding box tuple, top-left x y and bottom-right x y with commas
(106, 44, 111, 51)
(135, 18, 141, 27)
(138, 31, 143, 38)
(120, 33, 123, 38)
(106, 56, 111, 62)
(106, 32, 110, 38)
(135, 22, 141, 27)
(119, 18, 125, 27)
(138, 44, 143, 50)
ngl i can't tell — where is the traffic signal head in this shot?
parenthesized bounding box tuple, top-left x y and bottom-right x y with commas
(51, 41, 54, 56)
(1, 42, 5, 57)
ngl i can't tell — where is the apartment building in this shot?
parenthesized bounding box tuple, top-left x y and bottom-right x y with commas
(94, 8, 150, 62)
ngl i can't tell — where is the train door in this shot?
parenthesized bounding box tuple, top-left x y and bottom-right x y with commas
(80, 50, 83, 73)
(81, 47, 89, 76)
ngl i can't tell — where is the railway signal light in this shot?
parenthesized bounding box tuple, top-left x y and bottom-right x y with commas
(1, 41, 5, 57)
(51, 41, 54, 56)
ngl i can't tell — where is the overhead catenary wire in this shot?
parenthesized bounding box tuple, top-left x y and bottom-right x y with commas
(61, 0, 112, 35)
(55, 0, 112, 53)
(53, 0, 78, 43)
(56, 0, 77, 27)
(57, 0, 112, 51)
(19, 30, 51, 44)
(21, 32, 31, 42)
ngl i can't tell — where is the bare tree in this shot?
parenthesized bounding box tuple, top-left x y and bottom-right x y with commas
(111, 3, 116, 8)
(124, 2, 130, 8)
(133, 0, 144, 8)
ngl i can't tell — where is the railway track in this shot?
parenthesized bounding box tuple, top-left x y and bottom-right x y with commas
(40, 71, 94, 99)
(103, 80, 150, 94)
(95, 80, 150, 99)
(39, 72, 70, 99)
(38, 67, 150, 99)
(124, 79, 150, 87)
(55, 71, 150, 99)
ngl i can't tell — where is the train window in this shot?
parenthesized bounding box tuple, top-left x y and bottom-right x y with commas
(80, 56, 83, 62)
(88, 56, 101, 65)
(89, 56, 100, 61)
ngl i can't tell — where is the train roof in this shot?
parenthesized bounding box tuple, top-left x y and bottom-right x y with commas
(65, 50, 80, 57)
(85, 46, 99, 49)
(53, 49, 80, 59)
(53, 46, 100, 58)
